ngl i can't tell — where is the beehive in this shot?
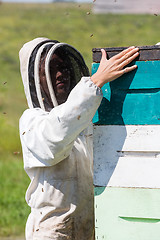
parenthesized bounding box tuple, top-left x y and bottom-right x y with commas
(92, 45, 160, 240)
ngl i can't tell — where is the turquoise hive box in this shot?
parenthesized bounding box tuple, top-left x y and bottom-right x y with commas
(92, 45, 160, 240)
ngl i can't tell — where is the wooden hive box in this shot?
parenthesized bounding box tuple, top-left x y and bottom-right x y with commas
(92, 45, 160, 240)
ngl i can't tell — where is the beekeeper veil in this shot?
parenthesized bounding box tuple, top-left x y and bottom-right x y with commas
(19, 37, 89, 112)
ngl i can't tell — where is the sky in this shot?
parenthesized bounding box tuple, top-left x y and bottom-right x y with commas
(2, 0, 92, 2)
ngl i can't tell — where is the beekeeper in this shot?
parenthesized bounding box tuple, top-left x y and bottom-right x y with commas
(19, 37, 139, 240)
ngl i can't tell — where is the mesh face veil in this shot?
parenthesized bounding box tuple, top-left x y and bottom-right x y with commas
(20, 38, 90, 112)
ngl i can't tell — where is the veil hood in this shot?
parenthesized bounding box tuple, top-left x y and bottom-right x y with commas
(19, 37, 89, 111)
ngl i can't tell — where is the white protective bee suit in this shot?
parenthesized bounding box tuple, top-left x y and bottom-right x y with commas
(19, 38, 103, 240)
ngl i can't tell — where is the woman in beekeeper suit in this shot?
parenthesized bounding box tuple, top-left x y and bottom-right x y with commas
(19, 37, 139, 240)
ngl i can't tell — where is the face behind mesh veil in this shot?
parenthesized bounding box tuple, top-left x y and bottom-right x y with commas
(28, 42, 89, 112)
(28, 40, 59, 110)
(54, 45, 89, 90)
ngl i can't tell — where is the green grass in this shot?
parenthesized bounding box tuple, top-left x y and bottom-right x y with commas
(0, 2, 160, 237)
(0, 153, 29, 236)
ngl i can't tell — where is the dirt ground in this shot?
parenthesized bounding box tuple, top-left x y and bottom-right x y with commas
(93, 0, 160, 14)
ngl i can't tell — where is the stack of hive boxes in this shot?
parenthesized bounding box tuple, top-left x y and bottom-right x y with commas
(92, 45, 160, 240)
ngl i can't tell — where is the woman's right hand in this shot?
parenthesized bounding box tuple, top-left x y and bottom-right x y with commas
(91, 46, 139, 88)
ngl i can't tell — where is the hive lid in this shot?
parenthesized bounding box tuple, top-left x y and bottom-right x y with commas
(92, 45, 160, 62)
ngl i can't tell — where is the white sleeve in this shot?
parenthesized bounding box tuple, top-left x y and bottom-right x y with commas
(19, 77, 103, 168)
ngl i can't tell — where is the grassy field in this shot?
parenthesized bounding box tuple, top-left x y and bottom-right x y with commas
(0, 2, 160, 237)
